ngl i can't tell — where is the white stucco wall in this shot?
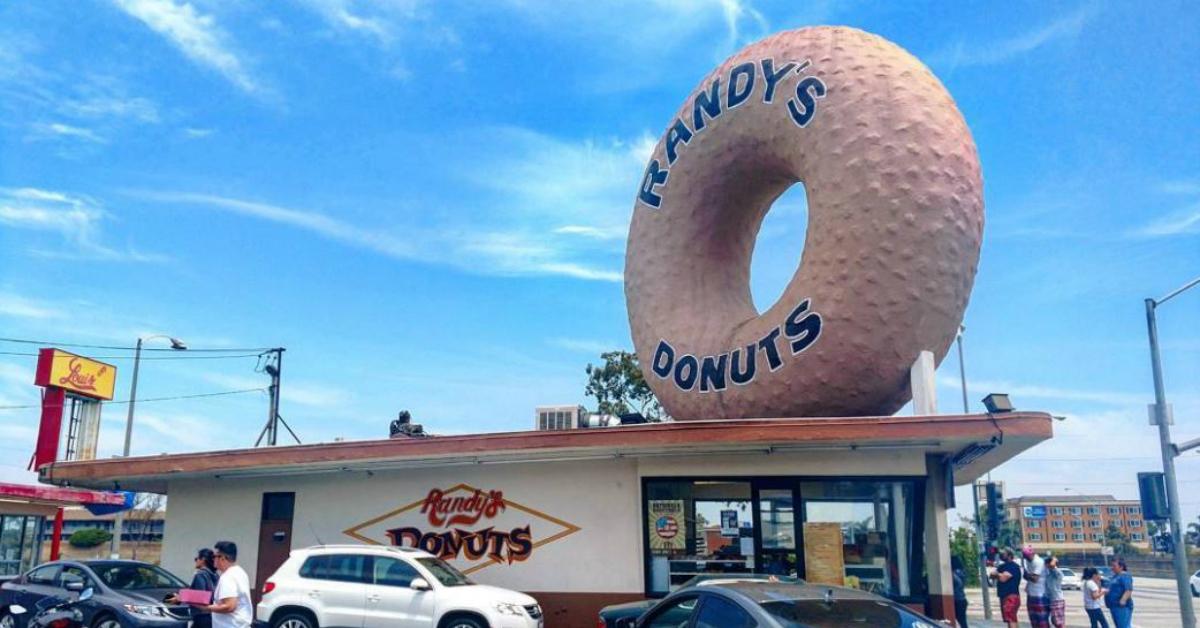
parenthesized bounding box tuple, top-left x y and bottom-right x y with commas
(163, 458, 643, 593)
(161, 449, 929, 594)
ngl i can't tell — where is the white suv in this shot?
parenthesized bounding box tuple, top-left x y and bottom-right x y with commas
(256, 545, 543, 628)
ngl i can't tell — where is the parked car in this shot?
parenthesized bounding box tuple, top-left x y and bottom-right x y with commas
(612, 580, 939, 628)
(0, 559, 193, 628)
(1191, 569, 1199, 597)
(599, 575, 803, 627)
(256, 544, 542, 628)
(1090, 566, 1114, 587)
(1059, 568, 1082, 591)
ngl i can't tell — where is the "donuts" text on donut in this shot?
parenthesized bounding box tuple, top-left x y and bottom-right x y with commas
(650, 299, 823, 393)
(638, 58, 827, 209)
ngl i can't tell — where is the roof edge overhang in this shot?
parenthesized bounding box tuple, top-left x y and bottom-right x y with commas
(41, 412, 1053, 492)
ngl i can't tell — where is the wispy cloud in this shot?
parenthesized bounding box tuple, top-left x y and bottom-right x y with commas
(112, 0, 260, 94)
(32, 122, 106, 144)
(548, 337, 621, 355)
(183, 127, 214, 138)
(0, 292, 65, 321)
(125, 189, 417, 258)
(928, 7, 1093, 70)
(1132, 204, 1200, 238)
(119, 123, 650, 284)
(0, 187, 166, 262)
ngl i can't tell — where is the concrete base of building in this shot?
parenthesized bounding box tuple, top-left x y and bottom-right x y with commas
(527, 591, 647, 626)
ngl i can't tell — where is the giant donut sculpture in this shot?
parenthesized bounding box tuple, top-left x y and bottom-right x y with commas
(625, 26, 983, 420)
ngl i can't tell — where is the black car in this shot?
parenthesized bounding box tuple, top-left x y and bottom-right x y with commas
(616, 580, 941, 628)
(0, 560, 193, 628)
(599, 575, 803, 627)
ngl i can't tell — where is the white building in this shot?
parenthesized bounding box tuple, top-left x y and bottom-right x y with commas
(42, 411, 1052, 626)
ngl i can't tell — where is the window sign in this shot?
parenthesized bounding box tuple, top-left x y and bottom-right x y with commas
(720, 510, 739, 537)
(649, 500, 687, 554)
(1023, 505, 1047, 519)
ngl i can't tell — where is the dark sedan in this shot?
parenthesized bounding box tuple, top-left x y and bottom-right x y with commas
(599, 575, 803, 627)
(0, 560, 193, 628)
(619, 580, 941, 628)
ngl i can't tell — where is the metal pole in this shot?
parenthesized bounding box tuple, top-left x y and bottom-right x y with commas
(270, 349, 282, 446)
(1145, 298, 1196, 628)
(958, 332, 992, 620)
(111, 337, 143, 558)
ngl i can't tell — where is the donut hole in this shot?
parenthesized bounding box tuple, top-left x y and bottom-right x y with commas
(749, 181, 809, 315)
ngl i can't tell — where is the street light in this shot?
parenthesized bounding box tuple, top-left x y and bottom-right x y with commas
(112, 334, 186, 557)
(1144, 273, 1200, 628)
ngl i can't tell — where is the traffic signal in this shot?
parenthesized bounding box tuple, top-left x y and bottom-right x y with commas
(1138, 472, 1169, 521)
(985, 482, 1003, 543)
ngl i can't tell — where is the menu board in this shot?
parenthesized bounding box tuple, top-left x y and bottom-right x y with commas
(802, 522, 846, 586)
(648, 500, 686, 554)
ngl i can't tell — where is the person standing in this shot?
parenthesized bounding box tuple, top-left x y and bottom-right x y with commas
(170, 548, 219, 628)
(1022, 545, 1049, 628)
(951, 555, 969, 628)
(990, 548, 1022, 628)
(1105, 557, 1134, 628)
(190, 541, 253, 628)
(1082, 567, 1110, 628)
(1043, 555, 1066, 628)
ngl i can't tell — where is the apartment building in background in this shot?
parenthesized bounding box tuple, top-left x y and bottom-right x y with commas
(1006, 495, 1150, 552)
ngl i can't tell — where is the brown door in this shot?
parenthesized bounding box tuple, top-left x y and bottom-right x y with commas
(254, 492, 295, 601)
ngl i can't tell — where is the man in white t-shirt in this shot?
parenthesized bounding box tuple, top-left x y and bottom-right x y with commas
(1022, 545, 1049, 628)
(192, 541, 253, 628)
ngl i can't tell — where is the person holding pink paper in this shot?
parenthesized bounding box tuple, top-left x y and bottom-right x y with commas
(168, 548, 218, 628)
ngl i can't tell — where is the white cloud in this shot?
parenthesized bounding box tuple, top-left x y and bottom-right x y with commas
(0, 187, 165, 262)
(33, 122, 106, 144)
(1131, 203, 1200, 238)
(60, 94, 159, 124)
(1160, 180, 1200, 196)
(183, 127, 214, 138)
(548, 337, 621, 354)
(0, 292, 65, 321)
(928, 7, 1093, 70)
(112, 0, 260, 94)
(122, 123, 657, 283)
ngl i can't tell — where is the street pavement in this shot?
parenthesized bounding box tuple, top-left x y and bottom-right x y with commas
(963, 577, 1198, 627)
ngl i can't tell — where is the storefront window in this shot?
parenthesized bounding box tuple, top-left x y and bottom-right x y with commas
(643, 478, 923, 599)
(0, 515, 43, 577)
(800, 480, 920, 598)
(644, 480, 754, 595)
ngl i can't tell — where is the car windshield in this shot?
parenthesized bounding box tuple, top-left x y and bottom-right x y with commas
(1061, 569, 1075, 576)
(760, 599, 911, 628)
(91, 563, 186, 590)
(415, 557, 472, 587)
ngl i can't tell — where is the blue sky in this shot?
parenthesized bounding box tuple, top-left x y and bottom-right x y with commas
(1, 1, 1198, 526)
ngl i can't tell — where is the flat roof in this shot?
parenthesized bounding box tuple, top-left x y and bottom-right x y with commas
(40, 412, 1053, 492)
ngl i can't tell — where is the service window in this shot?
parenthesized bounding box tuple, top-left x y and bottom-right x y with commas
(644, 480, 755, 596)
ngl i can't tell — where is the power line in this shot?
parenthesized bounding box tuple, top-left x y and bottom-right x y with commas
(0, 350, 262, 360)
(0, 337, 274, 353)
(0, 388, 266, 411)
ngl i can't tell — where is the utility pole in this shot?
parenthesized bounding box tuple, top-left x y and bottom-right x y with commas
(256, 348, 300, 447)
(1144, 275, 1200, 628)
(958, 329, 992, 620)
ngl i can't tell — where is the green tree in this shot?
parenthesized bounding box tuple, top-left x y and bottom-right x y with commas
(950, 524, 981, 586)
(1104, 521, 1139, 555)
(585, 351, 665, 420)
(68, 527, 112, 548)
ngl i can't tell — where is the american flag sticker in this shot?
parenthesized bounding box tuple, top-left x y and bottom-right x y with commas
(648, 500, 686, 553)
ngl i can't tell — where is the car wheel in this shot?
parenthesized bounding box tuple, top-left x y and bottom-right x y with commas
(274, 612, 317, 628)
(443, 617, 486, 628)
(0, 612, 15, 628)
(92, 614, 122, 628)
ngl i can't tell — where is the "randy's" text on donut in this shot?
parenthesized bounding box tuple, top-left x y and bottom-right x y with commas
(637, 58, 827, 209)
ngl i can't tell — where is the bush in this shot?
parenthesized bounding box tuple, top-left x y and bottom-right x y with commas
(68, 527, 112, 548)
